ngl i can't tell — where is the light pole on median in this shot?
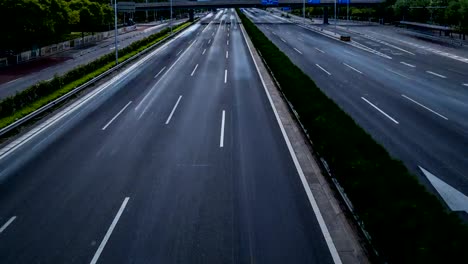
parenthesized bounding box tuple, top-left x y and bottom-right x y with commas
(347, 0, 349, 22)
(114, 0, 118, 64)
(170, 0, 173, 35)
(334, 0, 337, 32)
(303, 0, 305, 21)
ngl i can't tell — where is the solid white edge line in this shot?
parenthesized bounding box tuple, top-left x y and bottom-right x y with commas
(239, 19, 342, 264)
(0, 216, 16, 234)
(343, 63, 362, 74)
(154, 66, 166, 79)
(102, 101, 132, 130)
(426, 71, 447, 79)
(90, 197, 129, 264)
(202, 48, 206, 55)
(315, 64, 331, 75)
(224, 69, 227, 84)
(293, 48, 303, 55)
(401, 94, 448, 120)
(361, 97, 399, 124)
(226, 51, 229, 59)
(191, 64, 199, 76)
(315, 47, 325, 53)
(400, 61, 415, 68)
(220, 110, 225, 148)
(165, 95, 183, 125)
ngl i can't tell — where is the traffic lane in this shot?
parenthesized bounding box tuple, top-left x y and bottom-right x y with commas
(93, 19, 334, 264)
(0, 23, 208, 263)
(255, 22, 468, 195)
(0, 19, 189, 100)
(265, 22, 468, 129)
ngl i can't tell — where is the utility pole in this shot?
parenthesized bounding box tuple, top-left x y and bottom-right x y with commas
(114, 0, 118, 64)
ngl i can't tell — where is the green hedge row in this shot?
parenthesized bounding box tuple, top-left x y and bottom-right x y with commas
(0, 21, 190, 121)
(237, 9, 468, 263)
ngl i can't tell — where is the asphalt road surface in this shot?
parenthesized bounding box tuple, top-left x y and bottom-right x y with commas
(0, 19, 187, 100)
(0, 9, 335, 264)
(244, 9, 468, 210)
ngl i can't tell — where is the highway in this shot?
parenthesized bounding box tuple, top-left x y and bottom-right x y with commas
(244, 9, 468, 209)
(0, 19, 186, 100)
(0, 9, 336, 263)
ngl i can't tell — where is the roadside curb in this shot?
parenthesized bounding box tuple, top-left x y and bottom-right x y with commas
(238, 11, 370, 264)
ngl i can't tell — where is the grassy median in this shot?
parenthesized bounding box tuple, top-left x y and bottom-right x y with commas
(0, 21, 192, 129)
(236, 9, 468, 263)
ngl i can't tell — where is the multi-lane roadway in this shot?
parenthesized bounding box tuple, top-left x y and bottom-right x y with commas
(244, 8, 468, 212)
(0, 9, 337, 263)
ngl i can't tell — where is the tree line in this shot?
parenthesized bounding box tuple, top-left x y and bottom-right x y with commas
(0, 0, 113, 54)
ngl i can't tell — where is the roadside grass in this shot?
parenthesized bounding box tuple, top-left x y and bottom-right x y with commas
(0, 21, 192, 129)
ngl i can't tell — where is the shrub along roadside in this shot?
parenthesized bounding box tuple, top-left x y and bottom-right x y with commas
(236, 9, 468, 263)
(0, 21, 192, 129)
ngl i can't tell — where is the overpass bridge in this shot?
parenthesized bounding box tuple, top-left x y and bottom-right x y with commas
(135, 0, 384, 10)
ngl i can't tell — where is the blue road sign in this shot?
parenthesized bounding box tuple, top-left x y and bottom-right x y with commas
(308, 0, 320, 4)
(261, 0, 279, 5)
(338, 0, 350, 3)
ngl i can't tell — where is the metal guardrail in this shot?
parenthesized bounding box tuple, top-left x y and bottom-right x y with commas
(0, 20, 194, 138)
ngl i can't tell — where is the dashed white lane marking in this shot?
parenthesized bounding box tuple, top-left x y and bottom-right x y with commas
(102, 101, 132, 130)
(401, 94, 448, 120)
(227, 40, 229, 46)
(426, 71, 447, 79)
(463, 83, 468, 86)
(90, 197, 130, 264)
(224, 69, 228, 84)
(0, 216, 16, 234)
(294, 48, 303, 55)
(280, 38, 287, 43)
(343, 50, 356, 56)
(220, 110, 225, 148)
(226, 51, 229, 59)
(315, 64, 331, 76)
(208, 39, 211, 44)
(386, 68, 412, 80)
(315, 48, 325, 53)
(272, 31, 277, 35)
(154, 66, 166, 79)
(343, 63, 362, 74)
(361, 97, 399, 124)
(400, 61, 415, 68)
(202, 48, 206, 55)
(191, 64, 199, 76)
(165, 95, 183, 125)
(176, 50, 183, 56)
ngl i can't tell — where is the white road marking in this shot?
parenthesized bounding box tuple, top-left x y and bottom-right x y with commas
(220, 110, 225, 148)
(400, 61, 415, 68)
(293, 48, 302, 55)
(190, 64, 199, 76)
(208, 39, 211, 44)
(343, 63, 362, 74)
(212, 32, 215, 36)
(224, 69, 227, 84)
(102, 101, 132, 130)
(176, 50, 183, 56)
(315, 64, 331, 75)
(401, 94, 448, 120)
(280, 38, 287, 43)
(361, 97, 399, 124)
(463, 83, 468, 86)
(426, 71, 447, 79)
(315, 47, 325, 53)
(0, 216, 16, 234)
(165, 95, 182, 125)
(385, 68, 411, 80)
(297, 37, 303, 41)
(419, 167, 468, 213)
(154, 66, 166, 79)
(202, 48, 206, 55)
(240, 23, 342, 264)
(272, 31, 277, 35)
(343, 50, 355, 56)
(90, 197, 130, 264)
(6, 77, 23, 84)
(226, 51, 229, 59)
(227, 40, 229, 46)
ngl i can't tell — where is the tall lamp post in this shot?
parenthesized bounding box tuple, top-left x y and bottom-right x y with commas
(303, 0, 305, 21)
(334, 0, 337, 32)
(114, 0, 118, 64)
(170, 0, 173, 34)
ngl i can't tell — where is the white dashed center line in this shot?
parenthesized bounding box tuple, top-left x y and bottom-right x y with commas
(400, 62, 416, 68)
(426, 71, 447, 79)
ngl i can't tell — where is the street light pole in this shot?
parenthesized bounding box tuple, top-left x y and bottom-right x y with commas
(347, 0, 349, 22)
(170, 0, 173, 34)
(114, 0, 118, 64)
(334, 0, 337, 32)
(303, 0, 305, 21)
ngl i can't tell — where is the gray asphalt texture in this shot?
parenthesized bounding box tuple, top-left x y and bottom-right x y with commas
(0, 10, 335, 264)
(245, 9, 468, 206)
